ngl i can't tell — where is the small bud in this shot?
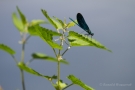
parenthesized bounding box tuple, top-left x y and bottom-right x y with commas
(68, 46, 71, 49)
(58, 55, 63, 61)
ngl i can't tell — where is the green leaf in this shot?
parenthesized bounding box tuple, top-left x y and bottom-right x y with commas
(51, 75, 57, 79)
(68, 75, 94, 90)
(0, 44, 15, 55)
(53, 16, 65, 28)
(41, 9, 58, 30)
(68, 31, 112, 52)
(28, 25, 63, 49)
(30, 19, 50, 26)
(17, 62, 51, 79)
(67, 20, 77, 28)
(32, 53, 69, 64)
(51, 18, 63, 30)
(12, 12, 24, 32)
(16, 6, 27, 25)
(28, 25, 38, 36)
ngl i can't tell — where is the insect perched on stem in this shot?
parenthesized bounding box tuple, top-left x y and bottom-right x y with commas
(69, 13, 94, 38)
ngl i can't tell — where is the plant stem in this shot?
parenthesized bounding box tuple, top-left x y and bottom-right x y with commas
(62, 83, 74, 90)
(62, 46, 71, 56)
(26, 58, 34, 65)
(25, 35, 31, 42)
(52, 48, 60, 89)
(20, 69, 25, 90)
(11, 55, 18, 64)
(21, 43, 25, 62)
(57, 32, 65, 90)
(20, 34, 27, 90)
(57, 59, 60, 90)
(52, 48, 57, 57)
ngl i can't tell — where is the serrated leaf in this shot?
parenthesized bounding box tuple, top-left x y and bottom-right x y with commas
(12, 13, 24, 32)
(51, 18, 62, 30)
(0, 44, 15, 55)
(30, 19, 50, 26)
(68, 75, 94, 90)
(28, 25, 62, 36)
(53, 16, 65, 28)
(41, 9, 58, 30)
(68, 31, 112, 52)
(17, 62, 51, 79)
(28, 25, 63, 49)
(27, 25, 38, 36)
(16, 6, 27, 25)
(32, 53, 69, 64)
(67, 20, 77, 28)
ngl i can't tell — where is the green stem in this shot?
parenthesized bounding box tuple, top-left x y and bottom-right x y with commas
(26, 58, 34, 65)
(57, 59, 60, 90)
(20, 34, 28, 90)
(25, 35, 31, 42)
(21, 43, 25, 62)
(52, 48, 60, 89)
(20, 69, 25, 90)
(62, 46, 71, 56)
(11, 55, 18, 64)
(57, 32, 65, 90)
(52, 48, 57, 57)
(62, 83, 74, 90)
(20, 42, 25, 90)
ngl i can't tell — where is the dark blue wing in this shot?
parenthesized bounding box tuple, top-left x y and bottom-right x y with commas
(77, 13, 90, 32)
(69, 13, 94, 36)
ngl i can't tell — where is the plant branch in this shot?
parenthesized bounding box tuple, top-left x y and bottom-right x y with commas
(62, 83, 74, 90)
(20, 33, 27, 90)
(11, 55, 18, 64)
(52, 48, 57, 57)
(26, 58, 34, 65)
(61, 46, 71, 56)
(25, 35, 31, 42)
(57, 59, 60, 89)
(20, 69, 25, 90)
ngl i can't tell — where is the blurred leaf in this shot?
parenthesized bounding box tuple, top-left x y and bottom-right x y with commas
(53, 16, 65, 28)
(32, 53, 69, 64)
(68, 31, 112, 52)
(28, 25, 63, 49)
(51, 75, 57, 79)
(12, 13, 24, 32)
(16, 6, 27, 25)
(30, 19, 50, 26)
(17, 62, 51, 79)
(41, 9, 58, 30)
(68, 75, 94, 90)
(51, 18, 62, 30)
(0, 44, 15, 55)
(27, 25, 38, 36)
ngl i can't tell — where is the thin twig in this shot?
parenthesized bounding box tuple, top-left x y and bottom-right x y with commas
(62, 83, 74, 90)
(52, 48, 57, 57)
(25, 35, 31, 42)
(61, 46, 71, 56)
(11, 55, 18, 64)
(26, 58, 34, 65)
